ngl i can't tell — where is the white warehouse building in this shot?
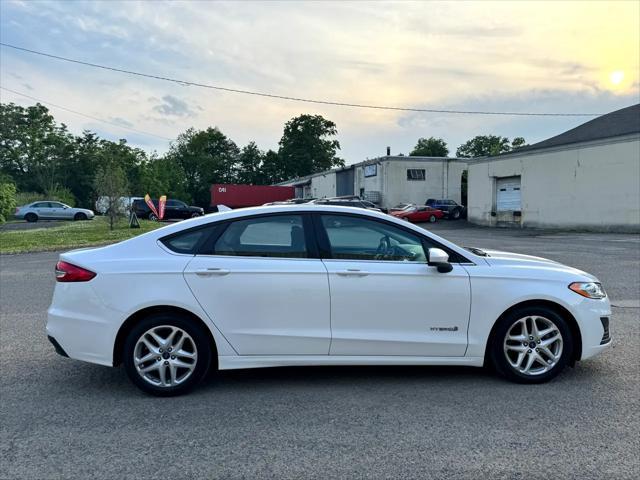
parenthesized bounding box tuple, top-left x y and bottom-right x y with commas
(467, 104, 640, 232)
(281, 155, 468, 210)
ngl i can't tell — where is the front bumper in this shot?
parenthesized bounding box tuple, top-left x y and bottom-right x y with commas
(47, 335, 69, 357)
(576, 299, 612, 360)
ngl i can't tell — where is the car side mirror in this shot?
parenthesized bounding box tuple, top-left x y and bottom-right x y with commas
(428, 248, 453, 273)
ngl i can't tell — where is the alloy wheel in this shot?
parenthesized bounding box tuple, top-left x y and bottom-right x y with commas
(503, 316, 563, 376)
(133, 325, 198, 387)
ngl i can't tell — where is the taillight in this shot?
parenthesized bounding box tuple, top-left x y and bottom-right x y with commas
(15, 207, 20, 214)
(55, 261, 96, 282)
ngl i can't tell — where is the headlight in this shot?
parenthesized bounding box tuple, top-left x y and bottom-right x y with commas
(569, 282, 606, 299)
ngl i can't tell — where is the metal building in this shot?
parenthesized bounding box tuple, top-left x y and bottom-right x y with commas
(467, 104, 640, 231)
(281, 156, 468, 210)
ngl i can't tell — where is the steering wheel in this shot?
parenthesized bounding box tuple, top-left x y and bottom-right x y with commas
(375, 235, 392, 259)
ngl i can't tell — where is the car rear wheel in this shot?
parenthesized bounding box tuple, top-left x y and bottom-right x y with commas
(74, 212, 87, 221)
(490, 306, 573, 384)
(25, 213, 38, 222)
(123, 314, 212, 396)
(429, 214, 437, 223)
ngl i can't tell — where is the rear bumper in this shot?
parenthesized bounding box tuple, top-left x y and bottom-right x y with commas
(47, 307, 116, 366)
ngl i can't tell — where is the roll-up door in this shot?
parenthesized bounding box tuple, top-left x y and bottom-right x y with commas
(496, 176, 521, 211)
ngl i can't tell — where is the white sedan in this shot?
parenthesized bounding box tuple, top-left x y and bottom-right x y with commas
(47, 205, 611, 396)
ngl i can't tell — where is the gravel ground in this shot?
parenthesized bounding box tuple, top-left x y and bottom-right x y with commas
(1, 223, 638, 479)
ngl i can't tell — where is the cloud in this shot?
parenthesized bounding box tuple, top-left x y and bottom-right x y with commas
(0, 0, 637, 163)
(108, 116, 134, 128)
(152, 95, 197, 118)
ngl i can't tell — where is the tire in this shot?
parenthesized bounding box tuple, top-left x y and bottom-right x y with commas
(25, 213, 38, 223)
(489, 305, 573, 384)
(74, 212, 87, 221)
(429, 214, 437, 223)
(123, 313, 213, 396)
(451, 209, 461, 220)
(148, 213, 158, 222)
(190, 212, 201, 218)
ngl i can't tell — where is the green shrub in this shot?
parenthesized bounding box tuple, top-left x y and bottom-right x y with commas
(15, 191, 47, 206)
(15, 187, 76, 208)
(45, 186, 76, 207)
(0, 183, 17, 223)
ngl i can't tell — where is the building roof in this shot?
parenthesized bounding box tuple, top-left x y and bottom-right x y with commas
(511, 103, 640, 155)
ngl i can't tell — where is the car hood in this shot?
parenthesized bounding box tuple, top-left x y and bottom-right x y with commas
(479, 249, 597, 281)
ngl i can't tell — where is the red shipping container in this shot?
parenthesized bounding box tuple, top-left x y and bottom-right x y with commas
(210, 184, 295, 208)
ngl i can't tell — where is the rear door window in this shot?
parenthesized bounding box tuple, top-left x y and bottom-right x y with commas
(213, 215, 308, 258)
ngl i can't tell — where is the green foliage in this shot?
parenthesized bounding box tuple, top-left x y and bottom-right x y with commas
(410, 137, 449, 157)
(236, 142, 266, 185)
(0, 182, 17, 223)
(0, 216, 162, 254)
(278, 114, 345, 179)
(1, 102, 346, 209)
(166, 127, 240, 206)
(456, 135, 528, 158)
(45, 186, 76, 207)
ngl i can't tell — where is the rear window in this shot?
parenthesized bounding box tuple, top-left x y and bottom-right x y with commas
(161, 225, 218, 254)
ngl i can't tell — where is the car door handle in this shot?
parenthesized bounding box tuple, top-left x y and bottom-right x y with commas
(336, 269, 370, 277)
(195, 268, 230, 276)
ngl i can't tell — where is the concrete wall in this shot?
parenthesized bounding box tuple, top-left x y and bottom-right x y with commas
(467, 135, 640, 231)
(309, 171, 336, 199)
(354, 158, 467, 209)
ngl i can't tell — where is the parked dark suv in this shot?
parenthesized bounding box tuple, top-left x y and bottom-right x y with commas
(425, 199, 466, 220)
(132, 199, 204, 221)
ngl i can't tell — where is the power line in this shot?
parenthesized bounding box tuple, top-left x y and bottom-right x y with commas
(1, 42, 604, 117)
(0, 86, 173, 141)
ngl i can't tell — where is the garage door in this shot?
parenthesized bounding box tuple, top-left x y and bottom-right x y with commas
(496, 176, 521, 211)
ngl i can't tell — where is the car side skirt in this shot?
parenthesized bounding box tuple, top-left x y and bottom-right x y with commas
(218, 355, 484, 370)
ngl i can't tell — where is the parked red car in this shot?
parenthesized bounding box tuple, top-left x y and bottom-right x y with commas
(390, 205, 445, 223)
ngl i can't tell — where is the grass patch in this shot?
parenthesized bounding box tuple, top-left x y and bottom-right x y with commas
(0, 216, 164, 254)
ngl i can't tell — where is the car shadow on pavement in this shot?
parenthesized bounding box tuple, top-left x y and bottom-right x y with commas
(44, 357, 603, 399)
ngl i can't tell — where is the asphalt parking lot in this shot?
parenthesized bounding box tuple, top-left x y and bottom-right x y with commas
(1, 223, 638, 479)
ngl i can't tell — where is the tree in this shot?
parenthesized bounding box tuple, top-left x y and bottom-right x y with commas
(166, 127, 240, 205)
(261, 150, 287, 184)
(278, 114, 344, 179)
(410, 137, 449, 157)
(456, 135, 527, 158)
(236, 142, 265, 185)
(0, 181, 16, 223)
(94, 165, 129, 230)
(0, 102, 74, 197)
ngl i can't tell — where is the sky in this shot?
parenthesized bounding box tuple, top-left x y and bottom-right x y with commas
(1, 0, 639, 163)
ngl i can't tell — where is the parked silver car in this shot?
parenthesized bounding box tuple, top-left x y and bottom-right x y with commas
(15, 201, 95, 222)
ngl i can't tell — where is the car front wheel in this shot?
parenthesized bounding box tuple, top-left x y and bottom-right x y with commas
(451, 209, 461, 220)
(74, 212, 87, 221)
(149, 213, 158, 221)
(123, 314, 212, 396)
(429, 214, 437, 223)
(190, 212, 201, 218)
(489, 306, 573, 384)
